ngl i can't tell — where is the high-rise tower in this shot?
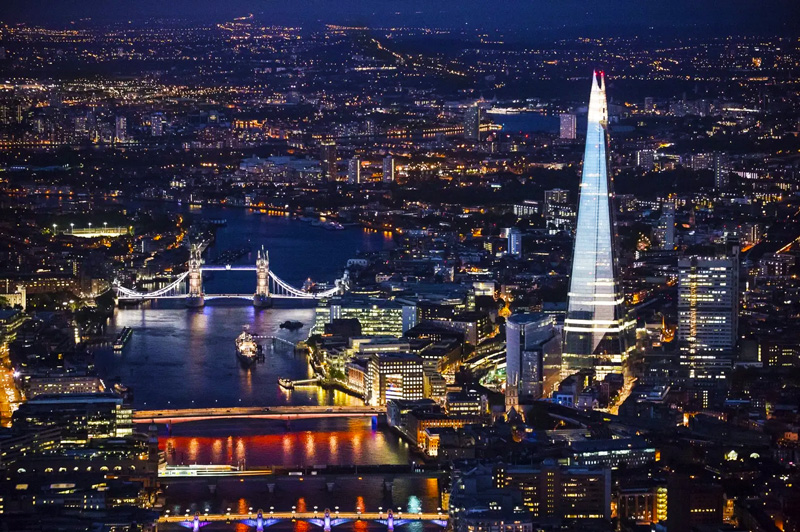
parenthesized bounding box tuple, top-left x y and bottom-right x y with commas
(254, 246, 272, 308)
(562, 72, 633, 379)
(186, 244, 204, 308)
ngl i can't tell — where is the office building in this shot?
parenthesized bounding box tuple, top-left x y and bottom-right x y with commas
(545, 204, 576, 234)
(321, 297, 417, 337)
(667, 474, 723, 532)
(0, 308, 26, 341)
(544, 189, 569, 213)
(563, 72, 633, 380)
(506, 227, 522, 258)
(114, 116, 127, 143)
(689, 152, 714, 171)
(543, 189, 574, 233)
(436, 311, 492, 345)
(27, 374, 105, 398)
(655, 201, 675, 249)
(320, 141, 337, 181)
(512, 200, 540, 217)
(559, 113, 576, 139)
(636, 149, 656, 170)
(493, 461, 611, 520)
(382, 155, 395, 183)
(617, 484, 668, 525)
(0, 283, 25, 311)
(348, 156, 361, 184)
(405, 410, 480, 448)
(713, 152, 731, 190)
(445, 388, 488, 417)
(505, 313, 561, 402)
(12, 393, 133, 441)
(0, 426, 61, 470)
(464, 105, 481, 140)
(568, 438, 657, 469)
(150, 112, 164, 136)
(366, 352, 424, 406)
(677, 252, 739, 378)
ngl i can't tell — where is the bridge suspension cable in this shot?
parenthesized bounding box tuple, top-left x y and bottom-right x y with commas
(114, 272, 189, 299)
(268, 271, 341, 299)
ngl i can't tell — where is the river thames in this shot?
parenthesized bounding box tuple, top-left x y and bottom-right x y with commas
(96, 206, 393, 411)
(94, 207, 420, 477)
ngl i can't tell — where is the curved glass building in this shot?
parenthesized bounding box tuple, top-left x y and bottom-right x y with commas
(562, 72, 634, 379)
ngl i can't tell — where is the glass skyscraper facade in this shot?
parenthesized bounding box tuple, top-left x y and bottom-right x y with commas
(677, 254, 738, 378)
(563, 73, 633, 379)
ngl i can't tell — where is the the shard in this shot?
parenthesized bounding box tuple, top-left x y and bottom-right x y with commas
(562, 72, 633, 379)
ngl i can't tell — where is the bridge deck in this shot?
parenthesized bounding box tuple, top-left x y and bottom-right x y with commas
(133, 405, 384, 423)
(118, 294, 306, 300)
(161, 511, 446, 523)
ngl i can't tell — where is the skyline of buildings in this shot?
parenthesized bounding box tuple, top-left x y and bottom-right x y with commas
(1, 13, 799, 532)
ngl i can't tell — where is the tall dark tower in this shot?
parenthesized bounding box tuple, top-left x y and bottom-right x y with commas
(562, 72, 633, 380)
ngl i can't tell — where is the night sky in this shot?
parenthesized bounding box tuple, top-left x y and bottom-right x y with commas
(2, 0, 799, 37)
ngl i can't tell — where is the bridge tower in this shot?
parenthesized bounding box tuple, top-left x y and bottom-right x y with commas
(254, 246, 272, 308)
(186, 244, 205, 308)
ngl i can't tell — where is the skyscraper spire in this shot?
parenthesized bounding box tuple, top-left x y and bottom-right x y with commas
(562, 72, 633, 380)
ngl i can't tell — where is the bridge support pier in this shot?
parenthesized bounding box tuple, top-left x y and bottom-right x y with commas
(267, 483, 276, 494)
(186, 295, 205, 308)
(253, 294, 272, 308)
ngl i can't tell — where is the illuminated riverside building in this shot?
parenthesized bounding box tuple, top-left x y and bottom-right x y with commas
(316, 297, 417, 337)
(12, 393, 133, 441)
(563, 73, 633, 379)
(366, 352, 424, 406)
(26, 375, 105, 398)
(677, 254, 739, 378)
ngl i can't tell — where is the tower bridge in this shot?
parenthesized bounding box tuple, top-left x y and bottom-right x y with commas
(114, 245, 348, 307)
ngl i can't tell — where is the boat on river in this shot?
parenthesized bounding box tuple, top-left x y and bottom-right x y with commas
(113, 327, 133, 351)
(235, 329, 261, 366)
(277, 378, 294, 390)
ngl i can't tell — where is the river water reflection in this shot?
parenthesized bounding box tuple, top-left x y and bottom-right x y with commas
(95, 207, 392, 410)
(94, 208, 410, 472)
